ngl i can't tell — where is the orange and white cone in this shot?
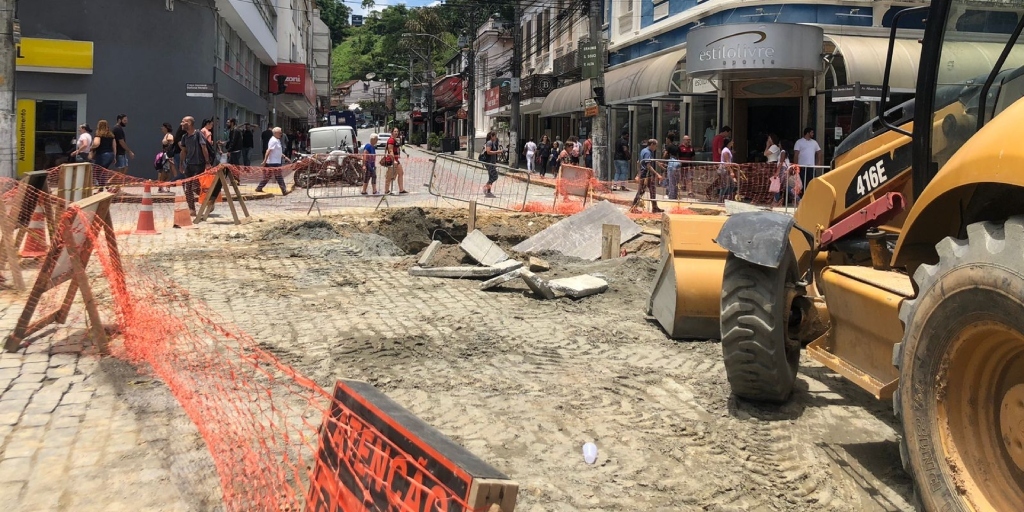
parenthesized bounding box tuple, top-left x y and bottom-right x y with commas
(19, 205, 49, 258)
(133, 182, 160, 235)
(172, 194, 195, 229)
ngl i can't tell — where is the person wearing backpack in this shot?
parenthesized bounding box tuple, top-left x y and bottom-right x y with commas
(179, 116, 212, 215)
(156, 122, 175, 193)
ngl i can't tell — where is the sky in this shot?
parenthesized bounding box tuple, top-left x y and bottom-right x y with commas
(350, 0, 442, 19)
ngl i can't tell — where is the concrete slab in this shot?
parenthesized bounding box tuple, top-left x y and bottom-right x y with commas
(460, 230, 509, 266)
(512, 201, 642, 261)
(480, 269, 525, 290)
(548, 275, 609, 299)
(528, 257, 551, 272)
(409, 259, 522, 279)
(724, 200, 766, 215)
(418, 240, 442, 267)
(520, 270, 556, 300)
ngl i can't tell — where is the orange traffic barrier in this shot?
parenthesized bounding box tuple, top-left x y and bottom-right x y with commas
(172, 195, 195, 229)
(133, 183, 159, 235)
(19, 205, 49, 258)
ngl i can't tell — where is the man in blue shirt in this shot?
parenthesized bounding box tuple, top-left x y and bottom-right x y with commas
(631, 139, 664, 213)
(361, 135, 378, 195)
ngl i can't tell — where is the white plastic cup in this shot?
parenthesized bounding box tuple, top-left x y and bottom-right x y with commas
(583, 442, 598, 464)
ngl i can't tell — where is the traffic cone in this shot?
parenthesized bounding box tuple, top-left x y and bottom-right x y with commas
(19, 205, 49, 258)
(133, 182, 160, 235)
(172, 194, 195, 229)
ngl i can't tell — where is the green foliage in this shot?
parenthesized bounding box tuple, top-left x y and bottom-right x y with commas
(316, 0, 352, 44)
(427, 132, 442, 148)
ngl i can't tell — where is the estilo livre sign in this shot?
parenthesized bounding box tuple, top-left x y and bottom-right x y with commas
(307, 380, 518, 511)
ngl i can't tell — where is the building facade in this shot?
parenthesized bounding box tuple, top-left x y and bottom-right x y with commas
(15, 0, 328, 179)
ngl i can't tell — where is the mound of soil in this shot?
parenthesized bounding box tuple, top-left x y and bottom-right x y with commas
(348, 233, 406, 257)
(260, 220, 340, 241)
(377, 208, 433, 253)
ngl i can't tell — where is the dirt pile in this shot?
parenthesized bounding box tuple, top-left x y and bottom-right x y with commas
(348, 233, 406, 257)
(259, 219, 341, 241)
(377, 208, 434, 253)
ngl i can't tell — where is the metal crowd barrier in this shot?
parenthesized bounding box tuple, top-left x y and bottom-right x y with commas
(428, 154, 532, 212)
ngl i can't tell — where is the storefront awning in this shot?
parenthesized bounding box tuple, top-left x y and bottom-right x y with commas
(520, 97, 545, 115)
(605, 48, 688, 105)
(826, 36, 920, 92)
(433, 75, 465, 109)
(540, 79, 592, 117)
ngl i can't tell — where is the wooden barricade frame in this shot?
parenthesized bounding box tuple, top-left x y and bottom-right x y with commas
(56, 162, 94, 204)
(196, 166, 250, 225)
(553, 164, 594, 210)
(4, 192, 124, 353)
(12, 170, 59, 253)
(0, 193, 25, 290)
(307, 379, 518, 512)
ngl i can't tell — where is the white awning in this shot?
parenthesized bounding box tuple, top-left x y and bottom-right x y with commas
(605, 48, 688, 105)
(827, 35, 1024, 92)
(540, 79, 592, 117)
(520, 97, 545, 115)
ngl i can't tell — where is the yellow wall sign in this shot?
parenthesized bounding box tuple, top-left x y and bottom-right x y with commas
(16, 38, 93, 74)
(16, 100, 36, 176)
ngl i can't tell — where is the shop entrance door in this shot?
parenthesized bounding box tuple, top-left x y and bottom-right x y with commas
(732, 97, 801, 163)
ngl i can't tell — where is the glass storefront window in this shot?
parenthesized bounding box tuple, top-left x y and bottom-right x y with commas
(636, 104, 654, 157)
(659, 101, 682, 143)
(35, 100, 78, 169)
(691, 95, 716, 160)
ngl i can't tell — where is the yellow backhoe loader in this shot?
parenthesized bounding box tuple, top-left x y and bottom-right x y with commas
(650, 0, 1024, 509)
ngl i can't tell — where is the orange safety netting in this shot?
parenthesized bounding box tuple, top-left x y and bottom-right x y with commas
(0, 168, 506, 512)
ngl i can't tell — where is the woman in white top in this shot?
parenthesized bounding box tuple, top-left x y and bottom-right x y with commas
(524, 138, 537, 173)
(70, 124, 93, 163)
(764, 133, 780, 163)
(718, 138, 737, 202)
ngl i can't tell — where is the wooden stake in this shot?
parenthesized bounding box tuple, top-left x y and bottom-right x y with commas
(601, 224, 621, 260)
(468, 200, 477, 232)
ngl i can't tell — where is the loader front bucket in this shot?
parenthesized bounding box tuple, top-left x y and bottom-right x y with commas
(648, 214, 729, 340)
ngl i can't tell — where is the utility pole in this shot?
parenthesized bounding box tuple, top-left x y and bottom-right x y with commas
(408, 56, 414, 143)
(466, 46, 475, 156)
(1, 0, 18, 179)
(589, 0, 607, 181)
(509, 0, 522, 168)
(426, 43, 433, 136)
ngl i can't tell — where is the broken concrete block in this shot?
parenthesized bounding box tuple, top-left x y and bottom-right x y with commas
(409, 259, 522, 279)
(418, 240, 442, 267)
(512, 201, 642, 261)
(480, 268, 525, 290)
(528, 256, 550, 272)
(548, 275, 609, 299)
(460, 229, 509, 266)
(520, 270, 556, 300)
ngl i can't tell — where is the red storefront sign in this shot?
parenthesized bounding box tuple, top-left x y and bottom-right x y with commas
(485, 87, 500, 111)
(270, 63, 316, 106)
(432, 76, 465, 109)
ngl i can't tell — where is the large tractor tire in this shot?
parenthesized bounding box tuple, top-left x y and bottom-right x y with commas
(894, 216, 1024, 511)
(720, 246, 802, 403)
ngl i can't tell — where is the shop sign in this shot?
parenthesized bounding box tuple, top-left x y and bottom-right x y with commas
(16, 100, 35, 176)
(186, 83, 216, 98)
(16, 37, 94, 74)
(485, 87, 500, 111)
(581, 41, 603, 80)
(456, 108, 468, 120)
(583, 98, 598, 117)
(691, 78, 719, 94)
(269, 63, 308, 95)
(832, 82, 885, 102)
(687, 23, 823, 75)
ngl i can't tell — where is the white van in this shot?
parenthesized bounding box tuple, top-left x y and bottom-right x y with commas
(308, 125, 357, 154)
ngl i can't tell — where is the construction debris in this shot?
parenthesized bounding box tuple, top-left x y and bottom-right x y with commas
(520, 270, 556, 300)
(417, 240, 442, 267)
(512, 201, 642, 260)
(460, 229, 510, 266)
(528, 257, 551, 272)
(549, 275, 609, 299)
(409, 259, 522, 279)
(479, 268, 525, 290)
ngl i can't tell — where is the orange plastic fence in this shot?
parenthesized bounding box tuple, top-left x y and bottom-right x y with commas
(0, 174, 507, 512)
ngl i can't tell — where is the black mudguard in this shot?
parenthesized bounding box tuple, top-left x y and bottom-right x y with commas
(715, 211, 796, 268)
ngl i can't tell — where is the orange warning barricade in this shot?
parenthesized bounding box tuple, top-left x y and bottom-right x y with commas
(132, 183, 159, 235)
(19, 205, 50, 258)
(198, 172, 220, 204)
(172, 195, 195, 229)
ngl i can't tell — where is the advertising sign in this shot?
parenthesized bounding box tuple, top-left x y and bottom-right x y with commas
(16, 100, 35, 176)
(269, 63, 308, 95)
(185, 83, 216, 98)
(581, 41, 602, 80)
(16, 37, 93, 74)
(687, 23, 823, 75)
(485, 87, 500, 111)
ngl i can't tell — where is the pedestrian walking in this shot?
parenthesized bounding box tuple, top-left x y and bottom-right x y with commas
(764, 133, 781, 163)
(91, 120, 117, 191)
(256, 127, 290, 195)
(178, 116, 212, 215)
(361, 135, 378, 195)
(793, 127, 822, 186)
(663, 131, 682, 200)
(712, 125, 732, 162)
(113, 114, 135, 174)
(524, 137, 537, 173)
(158, 122, 175, 193)
(537, 136, 551, 177)
(549, 141, 562, 177)
(383, 127, 407, 195)
(242, 123, 255, 166)
(679, 134, 696, 197)
(583, 136, 593, 169)
(631, 139, 663, 213)
(224, 118, 243, 166)
(261, 124, 273, 155)
(717, 138, 737, 202)
(482, 131, 500, 197)
(70, 124, 92, 164)
(613, 131, 631, 191)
